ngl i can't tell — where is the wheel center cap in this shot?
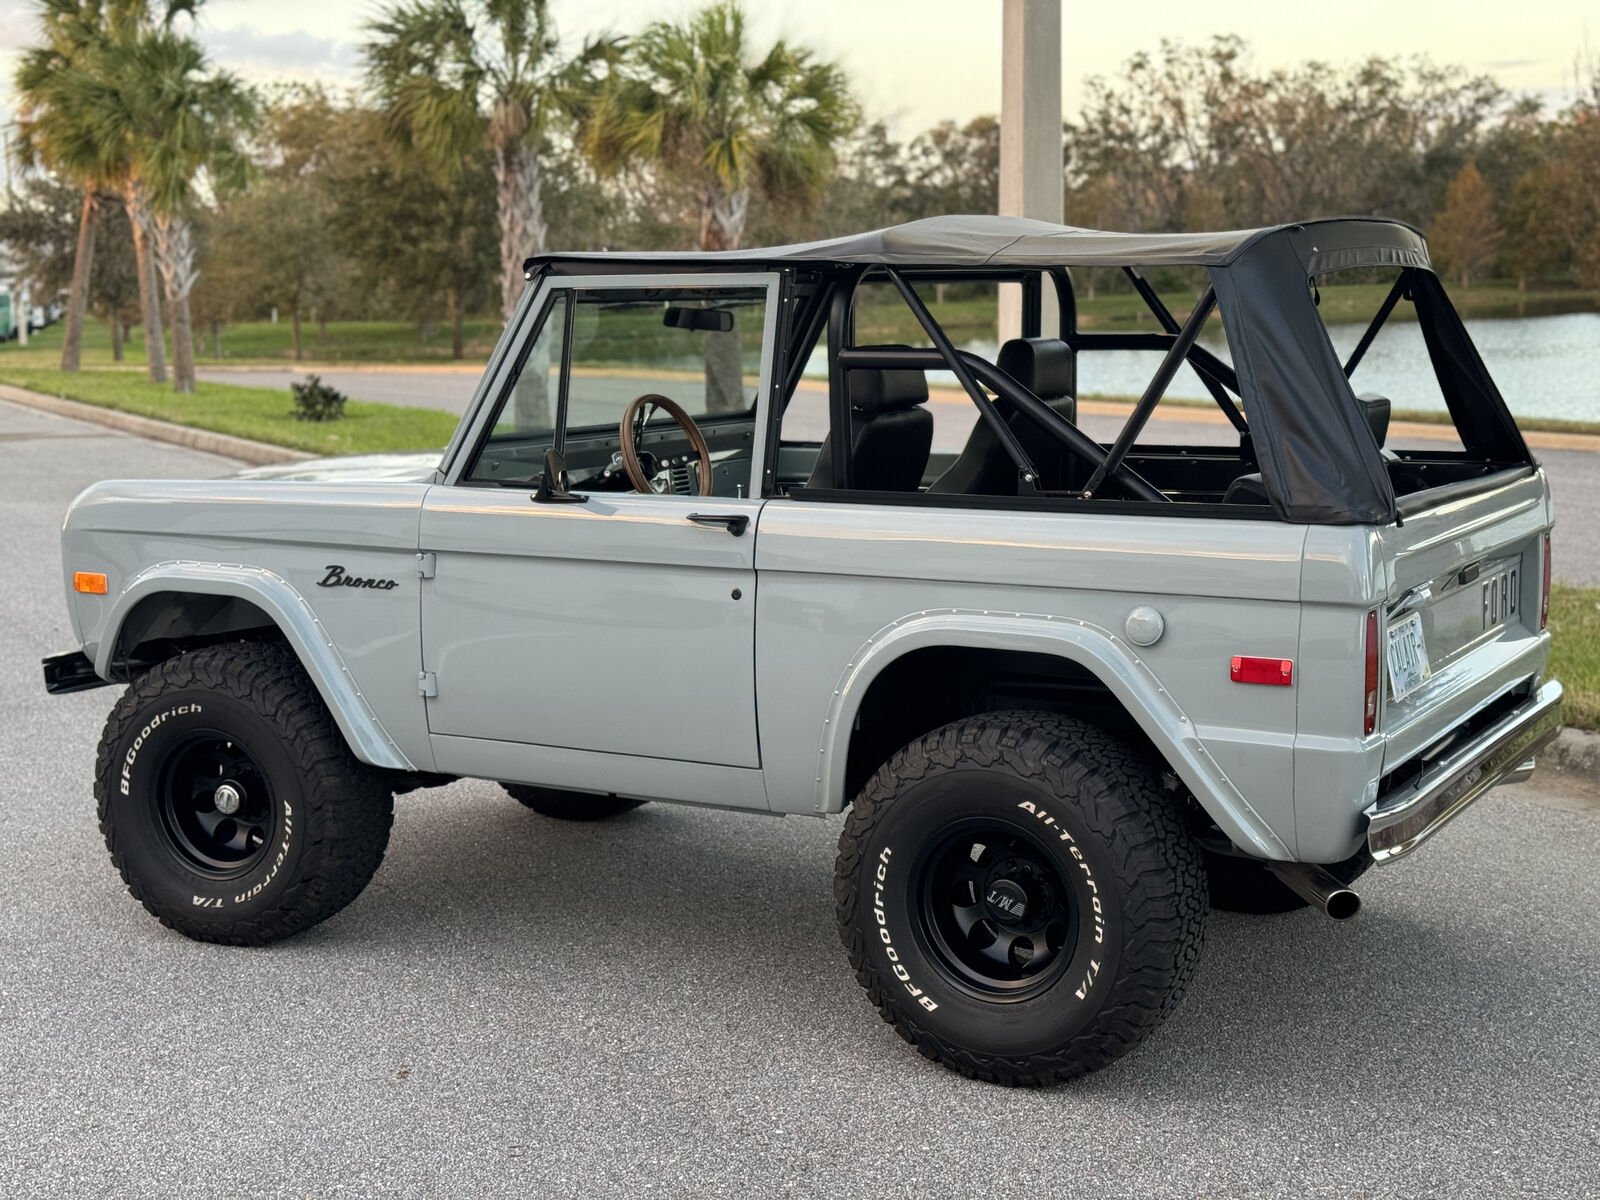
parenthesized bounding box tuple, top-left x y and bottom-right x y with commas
(984, 878, 1029, 923)
(213, 782, 243, 816)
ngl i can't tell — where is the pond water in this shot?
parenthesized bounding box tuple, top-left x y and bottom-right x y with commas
(809, 311, 1600, 423)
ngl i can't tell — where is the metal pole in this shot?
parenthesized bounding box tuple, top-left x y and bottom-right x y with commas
(998, 0, 1062, 343)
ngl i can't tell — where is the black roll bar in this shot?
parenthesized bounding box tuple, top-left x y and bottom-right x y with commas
(1122, 268, 1248, 434)
(883, 268, 1043, 494)
(835, 346, 1168, 504)
(1343, 272, 1409, 379)
(1080, 286, 1218, 499)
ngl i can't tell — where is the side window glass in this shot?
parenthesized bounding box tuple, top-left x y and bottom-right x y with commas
(464, 294, 567, 485)
(564, 287, 768, 432)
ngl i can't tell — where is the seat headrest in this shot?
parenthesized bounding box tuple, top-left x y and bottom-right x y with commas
(998, 338, 1075, 401)
(848, 345, 929, 413)
(1356, 391, 1391, 448)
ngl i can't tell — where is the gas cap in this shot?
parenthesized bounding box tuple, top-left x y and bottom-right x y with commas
(1125, 606, 1165, 647)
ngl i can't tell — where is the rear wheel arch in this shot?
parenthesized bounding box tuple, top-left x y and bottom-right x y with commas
(819, 614, 1293, 861)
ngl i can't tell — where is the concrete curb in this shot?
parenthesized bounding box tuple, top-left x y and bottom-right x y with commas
(0, 384, 315, 466)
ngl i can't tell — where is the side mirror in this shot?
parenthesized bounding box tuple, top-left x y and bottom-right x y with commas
(663, 305, 735, 333)
(531, 448, 587, 504)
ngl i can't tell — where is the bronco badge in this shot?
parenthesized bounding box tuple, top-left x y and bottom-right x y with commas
(318, 565, 399, 591)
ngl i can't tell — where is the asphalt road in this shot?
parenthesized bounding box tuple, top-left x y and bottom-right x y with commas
(3, 397, 1599, 1198)
(199, 365, 1600, 586)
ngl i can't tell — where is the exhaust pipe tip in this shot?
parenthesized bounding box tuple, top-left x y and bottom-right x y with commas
(1268, 862, 1362, 921)
(1323, 888, 1362, 921)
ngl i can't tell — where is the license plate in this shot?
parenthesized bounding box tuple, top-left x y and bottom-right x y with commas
(1386, 611, 1431, 701)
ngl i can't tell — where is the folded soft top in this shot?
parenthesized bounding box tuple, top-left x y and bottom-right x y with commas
(525, 213, 1431, 276)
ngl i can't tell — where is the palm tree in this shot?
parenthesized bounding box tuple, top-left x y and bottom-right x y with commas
(13, 0, 193, 382)
(113, 26, 252, 393)
(13, 0, 129, 372)
(364, 0, 622, 324)
(586, 0, 857, 255)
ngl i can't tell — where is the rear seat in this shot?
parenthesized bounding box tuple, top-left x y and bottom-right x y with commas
(929, 338, 1077, 495)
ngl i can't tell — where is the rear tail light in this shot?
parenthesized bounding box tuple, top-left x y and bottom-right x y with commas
(1363, 609, 1380, 736)
(1540, 533, 1551, 631)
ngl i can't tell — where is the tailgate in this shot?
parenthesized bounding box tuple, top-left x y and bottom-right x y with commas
(1374, 469, 1552, 773)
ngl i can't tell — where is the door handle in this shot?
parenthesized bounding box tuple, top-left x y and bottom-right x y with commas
(687, 512, 749, 537)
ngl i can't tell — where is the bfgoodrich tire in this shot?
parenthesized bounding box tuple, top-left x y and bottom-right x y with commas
(94, 642, 394, 946)
(501, 784, 644, 821)
(836, 711, 1207, 1086)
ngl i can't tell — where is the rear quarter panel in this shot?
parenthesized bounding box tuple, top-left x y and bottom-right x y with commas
(754, 500, 1310, 855)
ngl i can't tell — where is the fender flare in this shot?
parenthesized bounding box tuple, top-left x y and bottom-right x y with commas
(94, 560, 414, 772)
(813, 609, 1292, 860)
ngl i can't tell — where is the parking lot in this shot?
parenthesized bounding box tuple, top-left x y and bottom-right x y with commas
(2, 396, 1597, 1198)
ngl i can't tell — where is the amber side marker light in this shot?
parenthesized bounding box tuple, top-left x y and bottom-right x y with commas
(73, 572, 108, 595)
(1231, 655, 1293, 686)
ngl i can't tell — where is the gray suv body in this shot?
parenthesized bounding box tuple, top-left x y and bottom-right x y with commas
(46, 216, 1562, 1084)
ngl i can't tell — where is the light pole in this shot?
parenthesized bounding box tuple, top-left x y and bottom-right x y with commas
(998, 0, 1063, 343)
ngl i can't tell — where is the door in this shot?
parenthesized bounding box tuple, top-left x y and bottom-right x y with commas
(419, 274, 777, 769)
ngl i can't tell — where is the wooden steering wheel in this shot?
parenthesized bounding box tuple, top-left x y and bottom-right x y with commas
(619, 394, 713, 496)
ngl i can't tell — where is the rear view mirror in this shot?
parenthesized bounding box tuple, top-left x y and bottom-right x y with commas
(663, 306, 735, 333)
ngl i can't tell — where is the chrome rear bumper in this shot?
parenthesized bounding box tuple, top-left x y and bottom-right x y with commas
(1365, 680, 1564, 864)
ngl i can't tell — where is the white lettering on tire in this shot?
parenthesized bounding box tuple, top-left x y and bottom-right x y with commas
(119, 704, 202, 796)
(872, 847, 938, 1013)
(1017, 799, 1109, 980)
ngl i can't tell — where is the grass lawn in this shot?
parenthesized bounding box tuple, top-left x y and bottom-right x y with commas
(0, 368, 458, 456)
(1548, 586, 1600, 733)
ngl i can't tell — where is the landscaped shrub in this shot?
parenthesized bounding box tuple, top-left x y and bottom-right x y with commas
(290, 375, 347, 421)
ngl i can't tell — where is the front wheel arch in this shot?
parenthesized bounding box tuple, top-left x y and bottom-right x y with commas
(95, 569, 413, 772)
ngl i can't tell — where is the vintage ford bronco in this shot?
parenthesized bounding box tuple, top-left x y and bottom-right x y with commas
(45, 216, 1561, 1084)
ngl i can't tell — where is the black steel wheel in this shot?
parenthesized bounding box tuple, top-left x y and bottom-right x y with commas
(916, 821, 1077, 999)
(155, 734, 277, 877)
(96, 642, 394, 945)
(836, 711, 1207, 1086)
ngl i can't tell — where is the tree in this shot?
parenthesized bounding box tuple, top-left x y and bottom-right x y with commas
(1500, 166, 1567, 292)
(111, 25, 253, 391)
(586, 1, 854, 412)
(364, 0, 621, 326)
(0, 174, 138, 356)
(587, 0, 856, 255)
(1429, 162, 1503, 288)
(318, 98, 498, 357)
(12, 0, 129, 371)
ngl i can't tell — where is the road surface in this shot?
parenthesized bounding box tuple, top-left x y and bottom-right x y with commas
(2, 396, 1597, 1197)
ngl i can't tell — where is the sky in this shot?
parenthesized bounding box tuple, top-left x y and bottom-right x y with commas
(0, 0, 1593, 141)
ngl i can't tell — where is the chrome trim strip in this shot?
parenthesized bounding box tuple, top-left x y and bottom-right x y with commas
(1366, 679, 1563, 863)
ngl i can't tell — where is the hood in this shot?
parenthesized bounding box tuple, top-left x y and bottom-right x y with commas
(234, 449, 443, 484)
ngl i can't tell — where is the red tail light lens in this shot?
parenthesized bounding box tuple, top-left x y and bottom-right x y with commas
(1541, 533, 1551, 631)
(1363, 609, 1380, 736)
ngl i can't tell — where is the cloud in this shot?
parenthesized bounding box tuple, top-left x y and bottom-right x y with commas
(199, 24, 362, 76)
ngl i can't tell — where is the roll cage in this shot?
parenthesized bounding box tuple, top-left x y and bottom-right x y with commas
(521, 215, 1536, 526)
